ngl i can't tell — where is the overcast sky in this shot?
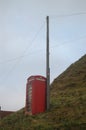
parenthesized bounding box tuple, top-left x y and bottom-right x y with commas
(0, 0, 86, 111)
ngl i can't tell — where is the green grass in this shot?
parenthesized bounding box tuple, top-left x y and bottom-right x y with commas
(0, 54, 86, 130)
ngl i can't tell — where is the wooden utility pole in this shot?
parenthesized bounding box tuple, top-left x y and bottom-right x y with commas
(46, 16, 50, 110)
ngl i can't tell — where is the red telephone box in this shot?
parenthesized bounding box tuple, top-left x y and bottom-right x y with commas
(25, 75, 46, 115)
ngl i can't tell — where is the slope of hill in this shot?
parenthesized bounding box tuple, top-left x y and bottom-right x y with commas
(0, 111, 14, 119)
(0, 54, 86, 130)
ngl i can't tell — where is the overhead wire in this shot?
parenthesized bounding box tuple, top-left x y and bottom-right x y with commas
(0, 34, 86, 65)
(50, 12, 86, 18)
(50, 34, 86, 50)
(1, 12, 86, 65)
(21, 21, 45, 55)
(0, 22, 45, 83)
(0, 22, 45, 65)
(0, 12, 86, 83)
(0, 49, 45, 65)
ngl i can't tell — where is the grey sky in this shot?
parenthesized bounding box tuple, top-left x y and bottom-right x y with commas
(0, 0, 86, 111)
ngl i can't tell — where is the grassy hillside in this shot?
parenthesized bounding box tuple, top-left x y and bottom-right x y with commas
(0, 111, 14, 118)
(0, 54, 86, 130)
